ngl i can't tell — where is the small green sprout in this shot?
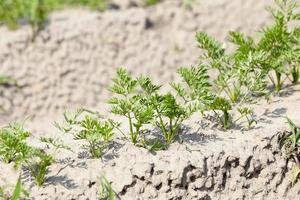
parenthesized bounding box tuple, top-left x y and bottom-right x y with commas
(79, 115, 115, 158)
(138, 75, 192, 146)
(208, 97, 232, 129)
(236, 107, 257, 129)
(24, 150, 54, 187)
(153, 93, 190, 145)
(98, 176, 116, 200)
(0, 76, 17, 86)
(0, 122, 32, 167)
(11, 175, 26, 200)
(282, 117, 300, 184)
(56, 109, 115, 158)
(0, 174, 29, 200)
(197, 31, 268, 103)
(0, 122, 54, 187)
(29, 0, 48, 40)
(109, 68, 154, 145)
(283, 117, 300, 155)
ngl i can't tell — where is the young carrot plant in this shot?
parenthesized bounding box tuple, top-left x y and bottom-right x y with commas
(171, 65, 212, 113)
(236, 107, 257, 129)
(109, 68, 154, 145)
(172, 65, 235, 129)
(282, 117, 300, 184)
(172, 64, 230, 127)
(138, 76, 193, 146)
(0, 121, 55, 186)
(178, 32, 265, 129)
(79, 115, 115, 158)
(56, 109, 115, 158)
(197, 31, 268, 103)
(24, 149, 54, 187)
(0, 122, 32, 167)
(257, 0, 300, 90)
(207, 96, 232, 129)
(109, 68, 193, 148)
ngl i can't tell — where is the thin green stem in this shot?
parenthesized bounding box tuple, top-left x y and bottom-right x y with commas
(223, 110, 230, 129)
(292, 65, 300, 84)
(173, 117, 181, 131)
(155, 107, 167, 137)
(275, 71, 282, 92)
(167, 118, 173, 145)
(114, 125, 128, 139)
(233, 113, 246, 124)
(127, 112, 136, 144)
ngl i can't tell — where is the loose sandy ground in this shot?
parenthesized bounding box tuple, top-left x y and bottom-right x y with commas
(0, 0, 272, 126)
(1, 84, 300, 199)
(1, 0, 300, 199)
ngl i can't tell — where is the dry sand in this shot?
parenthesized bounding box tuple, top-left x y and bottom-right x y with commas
(1, 0, 300, 199)
(0, 0, 273, 126)
(1, 84, 300, 199)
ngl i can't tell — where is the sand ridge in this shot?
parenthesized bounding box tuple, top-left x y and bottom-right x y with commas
(1, 84, 299, 199)
(2, 0, 300, 199)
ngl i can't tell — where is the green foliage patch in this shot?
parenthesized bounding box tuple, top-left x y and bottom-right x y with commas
(0, 0, 107, 39)
(0, 122, 32, 167)
(107, 0, 300, 144)
(55, 108, 115, 158)
(109, 68, 194, 150)
(0, 174, 29, 200)
(98, 176, 116, 200)
(282, 117, 300, 184)
(0, 122, 54, 187)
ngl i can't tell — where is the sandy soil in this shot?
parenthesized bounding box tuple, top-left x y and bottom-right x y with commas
(1, 0, 300, 199)
(0, 0, 272, 126)
(1, 84, 300, 199)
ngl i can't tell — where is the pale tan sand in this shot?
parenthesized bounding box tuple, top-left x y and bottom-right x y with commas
(1, 84, 300, 199)
(0, 0, 273, 126)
